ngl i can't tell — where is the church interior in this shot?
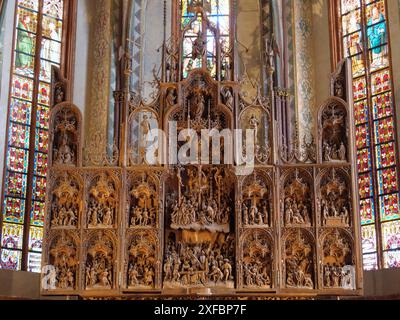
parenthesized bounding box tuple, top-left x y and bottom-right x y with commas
(0, 0, 400, 300)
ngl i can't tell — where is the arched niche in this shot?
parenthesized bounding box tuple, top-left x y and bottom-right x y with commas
(125, 230, 160, 290)
(240, 170, 273, 228)
(49, 102, 82, 167)
(239, 106, 271, 165)
(318, 97, 349, 164)
(86, 172, 119, 229)
(320, 228, 355, 290)
(126, 171, 160, 229)
(317, 168, 352, 228)
(280, 169, 314, 227)
(282, 229, 316, 290)
(83, 230, 117, 291)
(48, 171, 83, 230)
(239, 229, 274, 290)
(42, 231, 79, 292)
(128, 108, 160, 166)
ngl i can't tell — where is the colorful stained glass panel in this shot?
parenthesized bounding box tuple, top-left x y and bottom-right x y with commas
(353, 77, 367, 100)
(383, 250, 400, 269)
(32, 176, 47, 201)
(43, 0, 64, 20)
(42, 15, 62, 40)
(34, 152, 48, 177)
(362, 224, 377, 253)
(7, 148, 29, 174)
(30, 201, 46, 227)
(9, 122, 30, 149)
(354, 100, 369, 124)
(38, 82, 50, 106)
(18, 0, 39, 11)
(3, 198, 26, 224)
(377, 168, 398, 195)
(374, 117, 394, 145)
(360, 198, 375, 225)
(1, 224, 24, 250)
(365, 0, 386, 25)
(375, 142, 396, 169)
(372, 92, 392, 120)
(341, 0, 360, 15)
(28, 227, 43, 252)
(10, 99, 32, 125)
(363, 253, 378, 270)
(351, 54, 365, 77)
(342, 9, 361, 35)
(36, 105, 50, 129)
(369, 45, 389, 72)
(355, 124, 370, 149)
(382, 221, 400, 250)
(35, 128, 49, 153)
(380, 194, 400, 222)
(5, 172, 27, 198)
(359, 172, 374, 199)
(343, 32, 363, 57)
(371, 69, 390, 95)
(27, 252, 42, 273)
(11, 75, 34, 101)
(16, 7, 38, 34)
(0, 249, 22, 271)
(357, 148, 371, 173)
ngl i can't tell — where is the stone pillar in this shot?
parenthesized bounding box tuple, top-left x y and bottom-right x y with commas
(293, 0, 315, 147)
(84, 0, 112, 166)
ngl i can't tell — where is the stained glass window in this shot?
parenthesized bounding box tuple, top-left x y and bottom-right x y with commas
(0, 0, 66, 272)
(338, 0, 400, 270)
(180, 0, 231, 79)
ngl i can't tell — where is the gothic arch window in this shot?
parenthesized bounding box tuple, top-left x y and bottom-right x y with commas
(333, 0, 400, 270)
(177, 0, 232, 79)
(0, 0, 75, 272)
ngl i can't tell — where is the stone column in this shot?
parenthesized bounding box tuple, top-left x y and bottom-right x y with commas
(293, 0, 316, 148)
(84, 0, 113, 166)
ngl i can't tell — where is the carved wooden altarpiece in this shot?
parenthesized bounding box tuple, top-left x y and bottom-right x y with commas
(42, 4, 362, 299)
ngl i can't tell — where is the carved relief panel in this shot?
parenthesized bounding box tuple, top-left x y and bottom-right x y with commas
(49, 103, 82, 167)
(86, 172, 119, 229)
(240, 171, 273, 228)
(48, 171, 83, 229)
(318, 168, 352, 228)
(125, 230, 160, 290)
(163, 165, 236, 290)
(83, 231, 117, 291)
(127, 172, 160, 229)
(283, 229, 315, 290)
(281, 169, 314, 227)
(321, 229, 355, 290)
(239, 229, 273, 290)
(319, 99, 349, 163)
(42, 231, 79, 292)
